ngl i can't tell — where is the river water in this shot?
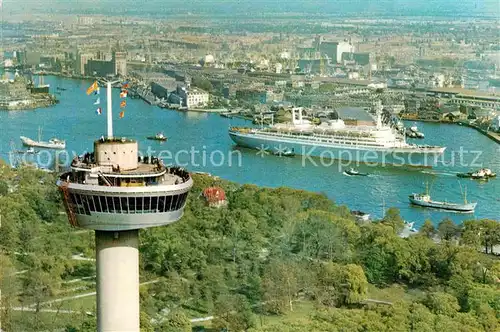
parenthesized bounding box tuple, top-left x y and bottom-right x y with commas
(0, 75, 498, 226)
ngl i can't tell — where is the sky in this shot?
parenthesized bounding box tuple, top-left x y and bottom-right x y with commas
(3, 0, 499, 17)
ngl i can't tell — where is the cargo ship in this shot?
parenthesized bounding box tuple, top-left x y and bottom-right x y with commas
(408, 183, 477, 213)
(20, 127, 66, 149)
(229, 102, 446, 167)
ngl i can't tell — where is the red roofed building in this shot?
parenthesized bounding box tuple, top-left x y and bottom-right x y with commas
(203, 187, 227, 208)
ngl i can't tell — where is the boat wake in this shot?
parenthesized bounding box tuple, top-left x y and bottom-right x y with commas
(420, 170, 455, 177)
(437, 172, 457, 177)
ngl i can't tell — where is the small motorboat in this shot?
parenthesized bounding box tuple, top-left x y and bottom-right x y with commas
(146, 133, 167, 141)
(404, 221, 418, 233)
(344, 168, 369, 176)
(14, 147, 39, 154)
(56, 87, 67, 91)
(410, 124, 418, 132)
(351, 210, 370, 222)
(220, 112, 233, 118)
(273, 148, 295, 157)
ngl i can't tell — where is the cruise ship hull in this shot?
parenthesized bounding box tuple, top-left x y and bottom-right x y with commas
(229, 131, 445, 168)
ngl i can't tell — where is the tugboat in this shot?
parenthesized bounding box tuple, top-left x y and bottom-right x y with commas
(457, 168, 496, 180)
(408, 183, 477, 213)
(344, 168, 369, 176)
(406, 124, 424, 139)
(146, 132, 168, 141)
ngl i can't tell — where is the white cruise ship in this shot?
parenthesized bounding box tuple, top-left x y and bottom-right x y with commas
(229, 103, 446, 167)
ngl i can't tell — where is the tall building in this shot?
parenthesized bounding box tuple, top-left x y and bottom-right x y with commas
(337, 41, 355, 64)
(113, 51, 127, 77)
(176, 86, 209, 109)
(64, 51, 75, 61)
(75, 52, 93, 75)
(58, 82, 193, 332)
(25, 51, 41, 66)
(319, 40, 355, 64)
(319, 41, 339, 62)
(85, 59, 115, 77)
(342, 52, 371, 66)
(15, 50, 26, 65)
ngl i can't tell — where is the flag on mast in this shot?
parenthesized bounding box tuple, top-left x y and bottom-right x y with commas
(86, 81, 99, 95)
(94, 97, 100, 105)
(96, 107, 102, 115)
(119, 110, 125, 118)
(120, 100, 126, 108)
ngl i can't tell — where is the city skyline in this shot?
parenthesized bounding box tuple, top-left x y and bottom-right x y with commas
(2, 0, 498, 17)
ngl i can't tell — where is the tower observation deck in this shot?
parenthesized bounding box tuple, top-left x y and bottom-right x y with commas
(57, 81, 193, 332)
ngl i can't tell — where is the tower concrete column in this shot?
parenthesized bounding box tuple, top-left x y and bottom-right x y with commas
(107, 81, 113, 139)
(96, 230, 140, 332)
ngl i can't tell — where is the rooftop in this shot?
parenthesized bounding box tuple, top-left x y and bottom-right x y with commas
(336, 107, 374, 122)
(312, 77, 373, 86)
(428, 87, 500, 98)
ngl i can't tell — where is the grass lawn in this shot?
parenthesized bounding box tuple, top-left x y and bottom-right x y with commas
(191, 301, 316, 331)
(9, 310, 83, 331)
(367, 284, 424, 303)
(41, 293, 97, 312)
(253, 300, 315, 329)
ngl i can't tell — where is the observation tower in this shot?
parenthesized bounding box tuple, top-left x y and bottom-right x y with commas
(57, 81, 193, 332)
